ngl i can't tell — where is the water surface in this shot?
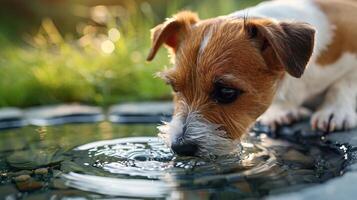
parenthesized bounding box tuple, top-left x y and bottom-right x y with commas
(0, 123, 348, 199)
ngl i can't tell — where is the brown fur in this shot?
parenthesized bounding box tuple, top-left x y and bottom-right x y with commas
(146, 11, 199, 61)
(315, 0, 357, 65)
(147, 12, 315, 139)
(245, 20, 315, 78)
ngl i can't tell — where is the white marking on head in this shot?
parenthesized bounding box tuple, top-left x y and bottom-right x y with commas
(198, 28, 213, 56)
(157, 101, 240, 158)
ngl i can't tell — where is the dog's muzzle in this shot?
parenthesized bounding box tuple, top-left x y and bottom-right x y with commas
(158, 112, 241, 158)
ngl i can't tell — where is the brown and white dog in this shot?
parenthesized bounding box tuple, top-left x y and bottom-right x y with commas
(147, 0, 357, 157)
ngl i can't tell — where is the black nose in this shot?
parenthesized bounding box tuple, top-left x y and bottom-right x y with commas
(171, 142, 198, 156)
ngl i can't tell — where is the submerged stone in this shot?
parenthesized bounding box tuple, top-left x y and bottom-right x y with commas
(15, 179, 43, 192)
(282, 149, 314, 165)
(50, 178, 68, 190)
(0, 185, 18, 198)
(34, 168, 48, 175)
(60, 160, 87, 174)
(6, 149, 65, 170)
(8, 170, 32, 177)
(13, 174, 31, 182)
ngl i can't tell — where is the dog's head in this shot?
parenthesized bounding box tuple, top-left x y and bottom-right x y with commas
(147, 11, 315, 157)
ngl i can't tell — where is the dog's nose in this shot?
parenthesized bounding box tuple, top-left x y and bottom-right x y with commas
(171, 142, 198, 156)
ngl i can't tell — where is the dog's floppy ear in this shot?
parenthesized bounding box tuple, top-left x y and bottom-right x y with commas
(146, 11, 199, 61)
(245, 20, 315, 78)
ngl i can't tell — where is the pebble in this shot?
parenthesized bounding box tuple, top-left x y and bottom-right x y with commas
(34, 168, 48, 175)
(282, 149, 314, 166)
(8, 170, 32, 177)
(15, 179, 43, 192)
(13, 175, 31, 182)
(50, 179, 68, 190)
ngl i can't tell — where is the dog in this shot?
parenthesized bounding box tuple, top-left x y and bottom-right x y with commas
(146, 0, 357, 157)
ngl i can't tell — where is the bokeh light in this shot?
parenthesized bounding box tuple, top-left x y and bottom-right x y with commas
(101, 40, 115, 54)
(108, 28, 121, 42)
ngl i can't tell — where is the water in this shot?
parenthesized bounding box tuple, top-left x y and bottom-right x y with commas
(0, 123, 348, 199)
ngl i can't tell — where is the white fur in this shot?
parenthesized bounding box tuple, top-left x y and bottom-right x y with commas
(279, 53, 357, 105)
(228, 0, 334, 58)
(237, 0, 357, 131)
(199, 28, 212, 55)
(310, 57, 357, 131)
(260, 55, 357, 131)
(158, 101, 240, 157)
(264, 53, 357, 131)
(162, 0, 357, 157)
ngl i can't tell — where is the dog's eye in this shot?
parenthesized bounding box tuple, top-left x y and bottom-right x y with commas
(212, 84, 242, 104)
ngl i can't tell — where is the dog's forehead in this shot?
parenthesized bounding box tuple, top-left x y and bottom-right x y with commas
(172, 19, 258, 81)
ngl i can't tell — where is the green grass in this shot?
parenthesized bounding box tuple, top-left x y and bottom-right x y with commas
(0, 0, 261, 107)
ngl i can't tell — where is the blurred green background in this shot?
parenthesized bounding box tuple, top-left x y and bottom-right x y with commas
(0, 0, 262, 108)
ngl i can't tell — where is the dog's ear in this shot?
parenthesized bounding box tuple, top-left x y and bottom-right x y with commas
(146, 11, 199, 61)
(245, 20, 315, 78)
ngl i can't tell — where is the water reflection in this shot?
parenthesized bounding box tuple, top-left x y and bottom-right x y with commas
(0, 124, 347, 199)
(61, 134, 344, 199)
(63, 172, 169, 198)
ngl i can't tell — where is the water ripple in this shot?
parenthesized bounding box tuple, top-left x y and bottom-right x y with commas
(62, 136, 344, 198)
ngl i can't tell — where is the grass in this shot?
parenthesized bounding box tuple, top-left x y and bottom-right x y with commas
(0, 0, 261, 108)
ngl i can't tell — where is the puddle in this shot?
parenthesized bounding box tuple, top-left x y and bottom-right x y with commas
(0, 123, 349, 199)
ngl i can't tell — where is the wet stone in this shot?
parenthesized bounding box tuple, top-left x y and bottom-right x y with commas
(15, 179, 44, 192)
(50, 189, 92, 198)
(0, 107, 27, 130)
(109, 101, 173, 123)
(34, 168, 48, 175)
(346, 163, 357, 171)
(6, 149, 65, 170)
(23, 190, 93, 200)
(50, 178, 68, 190)
(268, 171, 357, 200)
(327, 130, 357, 148)
(282, 149, 314, 166)
(8, 170, 32, 177)
(25, 104, 104, 126)
(60, 160, 87, 174)
(13, 175, 31, 182)
(0, 185, 18, 198)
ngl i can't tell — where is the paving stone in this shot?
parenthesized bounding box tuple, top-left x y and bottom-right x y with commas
(25, 104, 104, 126)
(108, 102, 173, 123)
(346, 163, 357, 171)
(265, 121, 357, 200)
(0, 108, 27, 130)
(268, 171, 357, 200)
(327, 130, 357, 147)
